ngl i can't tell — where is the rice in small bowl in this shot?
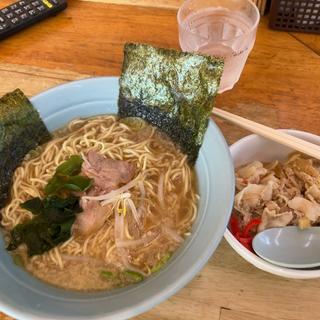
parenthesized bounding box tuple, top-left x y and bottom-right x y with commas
(224, 129, 320, 279)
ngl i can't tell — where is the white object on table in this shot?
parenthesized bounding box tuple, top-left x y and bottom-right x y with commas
(224, 128, 320, 279)
(252, 226, 320, 269)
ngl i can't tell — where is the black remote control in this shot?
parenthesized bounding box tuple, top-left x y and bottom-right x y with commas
(0, 0, 67, 40)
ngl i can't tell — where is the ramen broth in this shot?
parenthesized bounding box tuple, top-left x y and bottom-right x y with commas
(1, 116, 198, 291)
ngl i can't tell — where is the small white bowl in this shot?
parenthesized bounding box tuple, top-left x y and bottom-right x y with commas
(224, 129, 320, 279)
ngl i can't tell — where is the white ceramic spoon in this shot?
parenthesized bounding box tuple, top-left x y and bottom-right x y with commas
(252, 226, 320, 269)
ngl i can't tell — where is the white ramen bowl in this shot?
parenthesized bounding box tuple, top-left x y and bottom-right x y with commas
(0, 77, 235, 319)
(224, 129, 320, 279)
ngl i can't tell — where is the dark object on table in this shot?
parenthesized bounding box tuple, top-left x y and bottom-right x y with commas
(118, 43, 224, 164)
(0, 89, 51, 209)
(269, 0, 320, 34)
(0, 0, 67, 41)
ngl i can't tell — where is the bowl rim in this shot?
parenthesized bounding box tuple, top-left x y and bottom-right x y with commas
(224, 128, 320, 279)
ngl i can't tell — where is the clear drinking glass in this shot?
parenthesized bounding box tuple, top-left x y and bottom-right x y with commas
(177, 0, 260, 93)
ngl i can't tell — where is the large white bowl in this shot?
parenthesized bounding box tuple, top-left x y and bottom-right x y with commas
(0, 77, 235, 319)
(224, 129, 320, 279)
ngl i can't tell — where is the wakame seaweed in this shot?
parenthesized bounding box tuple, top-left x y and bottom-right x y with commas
(0, 89, 51, 209)
(7, 195, 82, 257)
(6, 156, 90, 256)
(118, 43, 224, 164)
(44, 155, 92, 195)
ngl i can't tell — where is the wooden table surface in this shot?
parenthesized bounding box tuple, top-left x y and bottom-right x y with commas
(0, 0, 320, 319)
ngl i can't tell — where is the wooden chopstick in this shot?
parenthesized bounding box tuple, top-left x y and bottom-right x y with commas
(212, 107, 320, 160)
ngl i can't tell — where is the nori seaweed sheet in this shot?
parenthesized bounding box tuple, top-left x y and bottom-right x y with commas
(118, 43, 224, 164)
(0, 89, 51, 209)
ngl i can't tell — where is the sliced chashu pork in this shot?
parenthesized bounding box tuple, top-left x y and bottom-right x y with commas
(73, 151, 136, 236)
(236, 161, 268, 191)
(288, 197, 320, 222)
(234, 182, 274, 224)
(258, 201, 293, 232)
(82, 150, 136, 195)
(73, 200, 112, 236)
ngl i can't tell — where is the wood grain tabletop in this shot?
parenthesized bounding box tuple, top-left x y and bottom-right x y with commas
(0, 0, 320, 319)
